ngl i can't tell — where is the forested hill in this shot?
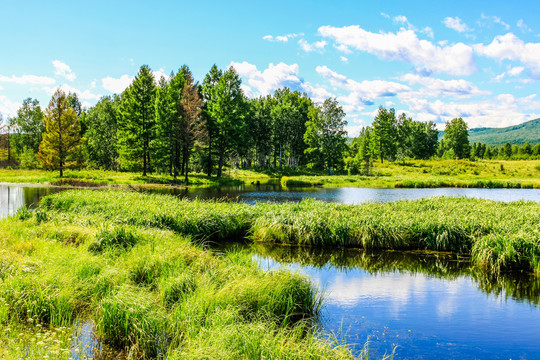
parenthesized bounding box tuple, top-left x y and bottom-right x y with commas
(461, 118, 539, 146)
(437, 118, 540, 145)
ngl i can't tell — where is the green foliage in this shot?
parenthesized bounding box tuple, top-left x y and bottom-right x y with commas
(304, 98, 348, 172)
(203, 66, 247, 177)
(19, 147, 38, 169)
(85, 95, 119, 169)
(9, 98, 45, 156)
(370, 106, 397, 162)
(468, 118, 540, 146)
(117, 65, 156, 175)
(442, 118, 470, 159)
(37, 89, 83, 176)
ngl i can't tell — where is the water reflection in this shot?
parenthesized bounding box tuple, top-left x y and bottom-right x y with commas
(251, 244, 540, 359)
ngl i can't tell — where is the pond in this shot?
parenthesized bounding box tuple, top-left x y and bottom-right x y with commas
(249, 244, 540, 359)
(1, 183, 539, 359)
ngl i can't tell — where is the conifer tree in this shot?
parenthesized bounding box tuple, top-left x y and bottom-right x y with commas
(37, 88, 82, 177)
(117, 65, 156, 176)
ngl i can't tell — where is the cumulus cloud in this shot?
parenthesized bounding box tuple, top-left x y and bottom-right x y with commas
(443, 17, 471, 33)
(44, 84, 101, 101)
(0, 74, 55, 85)
(0, 95, 21, 116)
(340, 56, 348, 63)
(318, 25, 477, 75)
(400, 93, 540, 128)
(263, 33, 302, 42)
(316, 65, 411, 106)
(399, 73, 489, 98)
(474, 33, 540, 78)
(102, 75, 134, 93)
(230, 61, 302, 96)
(298, 39, 327, 52)
(52, 60, 76, 81)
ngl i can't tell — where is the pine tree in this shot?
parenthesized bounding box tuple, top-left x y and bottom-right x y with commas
(37, 89, 82, 177)
(117, 65, 156, 176)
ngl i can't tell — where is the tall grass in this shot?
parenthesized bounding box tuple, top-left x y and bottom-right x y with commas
(0, 202, 351, 359)
(41, 190, 540, 274)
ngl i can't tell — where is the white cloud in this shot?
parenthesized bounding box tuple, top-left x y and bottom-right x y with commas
(316, 65, 411, 106)
(152, 69, 169, 82)
(380, 12, 390, 19)
(340, 56, 348, 63)
(474, 33, 540, 78)
(517, 19, 532, 33)
(400, 73, 489, 98)
(44, 84, 101, 101)
(90, 80, 97, 89)
(508, 66, 525, 76)
(262, 33, 302, 42)
(101, 74, 134, 93)
(52, 60, 76, 81)
(298, 39, 327, 52)
(318, 25, 477, 75)
(393, 15, 408, 24)
(0, 74, 55, 85)
(0, 95, 21, 116)
(400, 93, 540, 128)
(300, 82, 335, 103)
(443, 17, 471, 33)
(479, 13, 510, 30)
(230, 61, 302, 97)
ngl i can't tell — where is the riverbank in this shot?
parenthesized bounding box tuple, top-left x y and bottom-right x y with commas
(0, 198, 356, 359)
(0, 159, 538, 189)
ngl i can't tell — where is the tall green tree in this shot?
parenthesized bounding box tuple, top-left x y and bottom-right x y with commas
(201, 65, 223, 176)
(37, 89, 82, 177)
(370, 106, 397, 162)
(179, 71, 205, 183)
(117, 65, 156, 175)
(204, 66, 247, 177)
(443, 117, 470, 159)
(85, 95, 120, 169)
(9, 98, 45, 156)
(304, 98, 348, 173)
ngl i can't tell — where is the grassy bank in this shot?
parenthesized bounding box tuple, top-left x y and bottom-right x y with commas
(42, 190, 540, 274)
(0, 169, 243, 188)
(1, 160, 539, 189)
(0, 201, 357, 359)
(281, 160, 540, 188)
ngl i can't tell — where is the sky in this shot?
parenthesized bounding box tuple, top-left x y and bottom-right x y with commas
(1, 0, 539, 135)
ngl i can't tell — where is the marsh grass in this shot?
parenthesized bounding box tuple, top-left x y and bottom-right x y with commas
(0, 198, 350, 359)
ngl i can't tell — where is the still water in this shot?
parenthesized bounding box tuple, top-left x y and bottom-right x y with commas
(3, 182, 536, 214)
(1, 183, 539, 359)
(251, 244, 540, 359)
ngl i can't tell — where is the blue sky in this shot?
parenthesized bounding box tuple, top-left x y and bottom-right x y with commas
(1, 0, 539, 135)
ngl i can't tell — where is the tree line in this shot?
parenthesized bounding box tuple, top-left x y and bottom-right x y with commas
(0, 64, 348, 179)
(1, 64, 538, 178)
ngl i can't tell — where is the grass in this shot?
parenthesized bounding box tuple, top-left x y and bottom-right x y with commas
(0, 168, 243, 188)
(0, 196, 359, 359)
(281, 160, 540, 189)
(41, 190, 540, 274)
(1, 159, 539, 189)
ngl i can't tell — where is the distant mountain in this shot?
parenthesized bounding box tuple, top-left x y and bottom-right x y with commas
(439, 118, 540, 146)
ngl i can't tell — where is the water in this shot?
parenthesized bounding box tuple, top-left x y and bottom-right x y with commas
(251, 244, 540, 359)
(1, 182, 538, 218)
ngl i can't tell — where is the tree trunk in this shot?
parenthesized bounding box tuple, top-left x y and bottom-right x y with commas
(184, 147, 189, 184)
(279, 143, 282, 170)
(206, 134, 213, 176)
(217, 153, 224, 177)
